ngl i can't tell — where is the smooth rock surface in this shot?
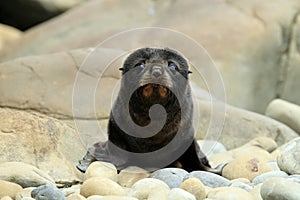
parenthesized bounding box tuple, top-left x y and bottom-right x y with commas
(80, 178, 125, 198)
(222, 154, 272, 181)
(117, 166, 149, 188)
(0, 108, 85, 182)
(185, 171, 231, 188)
(167, 188, 196, 200)
(129, 178, 170, 200)
(31, 185, 66, 200)
(85, 161, 118, 181)
(16, 187, 35, 200)
(207, 187, 255, 200)
(230, 181, 253, 192)
(250, 183, 263, 200)
(0, 180, 22, 199)
(67, 194, 86, 200)
(287, 175, 300, 184)
(2, 0, 300, 115)
(87, 196, 138, 200)
(150, 168, 189, 188)
(277, 137, 300, 174)
(266, 99, 300, 133)
(197, 140, 227, 158)
(0, 24, 22, 51)
(252, 171, 288, 185)
(0, 162, 54, 187)
(260, 177, 300, 200)
(180, 178, 206, 200)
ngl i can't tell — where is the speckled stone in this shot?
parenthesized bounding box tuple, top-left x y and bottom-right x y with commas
(222, 154, 272, 181)
(185, 171, 231, 188)
(150, 168, 189, 188)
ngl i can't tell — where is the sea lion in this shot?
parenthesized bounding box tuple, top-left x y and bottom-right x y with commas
(77, 47, 224, 174)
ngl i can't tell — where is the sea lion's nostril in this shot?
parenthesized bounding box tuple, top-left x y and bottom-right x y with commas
(152, 69, 162, 78)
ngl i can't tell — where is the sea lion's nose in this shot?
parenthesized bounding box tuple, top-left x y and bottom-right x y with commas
(151, 66, 163, 78)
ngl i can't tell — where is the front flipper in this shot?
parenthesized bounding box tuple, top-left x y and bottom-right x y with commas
(175, 140, 227, 175)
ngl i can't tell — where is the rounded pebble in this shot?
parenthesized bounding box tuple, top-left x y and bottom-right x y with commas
(180, 178, 206, 200)
(85, 161, 118, 181)
(277, 137, 300, 175)
(230, 181, 253, 192)
(0, 180, 23, 199)
(250, 183, 263, 200)
(252, 171, 288, 185)
(222, 154, 272, 181)
(117, 166, 149, 188)
(260, 177, 300, 200)
(150, 168, 189, 188)
(185, 171, 231, 188)
(207, 187, 254, 200)
(287, 175, 300, 184)
(0, 196, 13, 200)
(16, 187, 35, 200)
(87, 196, 138, 200)
(80, 178, 124, 198)
(197, 140, 227, 158)
(67, 194, 86, 200)
(31, 185, 66, 200)
(167, 188, 196, 200)
(129, 178, 170, 199)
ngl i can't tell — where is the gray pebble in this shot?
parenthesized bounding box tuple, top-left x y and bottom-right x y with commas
(287, 175, 300, 184)
(252, 171, 288, 185)
(260, 177, 300, 200)
(150, 168, 188, 188)
(185, 171, 231, 188)
(31, 185, 66, 200)
(230, 181, 253, 192)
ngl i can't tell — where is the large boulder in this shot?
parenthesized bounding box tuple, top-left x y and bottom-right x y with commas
(1, 0, 300, 113)
(0, 49, 297, 149)
(0, 108, 85, 183)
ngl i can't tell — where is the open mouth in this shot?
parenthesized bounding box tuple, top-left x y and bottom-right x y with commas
(140, 84, 170, 98)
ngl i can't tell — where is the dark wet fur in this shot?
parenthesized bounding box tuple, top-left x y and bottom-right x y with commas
(77, 47, 225, 174)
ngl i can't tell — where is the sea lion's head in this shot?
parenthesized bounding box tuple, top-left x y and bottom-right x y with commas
(119, 47, 191, 105)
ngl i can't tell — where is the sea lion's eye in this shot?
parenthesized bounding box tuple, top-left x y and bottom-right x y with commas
(135, 61, 145, 69)
(168, 62, 178, 71)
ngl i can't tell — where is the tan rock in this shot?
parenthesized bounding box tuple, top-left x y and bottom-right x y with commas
(0, 196, 13, 200)
(180, 178, 206, 200)
(0, 162, 54, 188)
(85, 161, 118, 182)
(87, 196, 138, 200)
(0, 24, 22, 51)
(222, 154, 272, 181)
(207, 187, 254, 200)
(129, 178, 170, 199)
(117, 166, 149, 188)
(0, 180, 23, 199)
(16, 187, 35, 200)
(67, 194, 86, 200)
(266, 99, 300, 133)
(250, 183, 263, 200)
(0, 108, 85, 183)
(80, 177, 124, 198)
